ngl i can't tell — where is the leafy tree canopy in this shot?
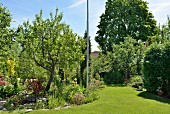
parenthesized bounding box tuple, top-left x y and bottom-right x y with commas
(17, 9, 85, 91)
(0, 3, 13, 54)
(95, 0, 157, 53)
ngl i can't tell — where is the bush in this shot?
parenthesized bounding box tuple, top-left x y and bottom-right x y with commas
(47, 96, 65, 109)
(0, 85, 16, 98)
(84, 79, 100, 103)
(84, 89, 99, 103)
(128, 75, 143, 88)
(27, 79, 44, 94)
(4, 95, 20, 111)
(104, 70, 124, 84)
(89, 78, 105, 89)
(62, 84, 85, 103)
(143, 42, 170, 93)
(47, 96, 59, 109)
(143, 43, 164, 92)
(34, 100, 46, 109)
(72, 93, 85, 105)
(62, 80, 100, 105)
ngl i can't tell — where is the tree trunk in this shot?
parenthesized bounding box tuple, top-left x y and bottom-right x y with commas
(45, 69, 55, 92)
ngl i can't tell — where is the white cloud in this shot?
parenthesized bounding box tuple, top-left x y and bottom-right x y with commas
(148, 2, 170, 25)
(68, 0, 86, 8)
(151, 3, 170, 13)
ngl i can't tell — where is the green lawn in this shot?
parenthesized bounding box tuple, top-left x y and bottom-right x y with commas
(1, 87, 170, 114)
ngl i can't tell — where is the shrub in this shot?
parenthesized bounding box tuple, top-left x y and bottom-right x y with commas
(143, 42, 170, 93)
(47, 96, 65, 109)
(84, 79, 100, 103)
(143, 43, 164, 92)
(104, 70, 124, 84)
(72, 93, 85, 105)
(47, 96, 58, 109)
(4, 95, 20, 111)
(27, 79, 44, 95)
(84, 89, 99, 103)
(0, 85, 16, 98)
(89, 78, 105, 89)
(128, 75, 143, 88)
(62, 84, 85, 103)
(34, 100, 46, 109)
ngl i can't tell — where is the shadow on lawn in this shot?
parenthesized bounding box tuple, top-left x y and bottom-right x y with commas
(138, 91, 170, 104)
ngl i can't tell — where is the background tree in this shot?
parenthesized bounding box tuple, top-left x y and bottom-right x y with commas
(90, 53, 112, 79)
(107, 37, 144, 83)
(95, 0, 157, 53)
(0, 4, 12, 55)
(93, 37, 145, 84)
(18, 9, 85, 92)
(0, 4, 15, 75)
(160, 16, 170, 42)
(147, 16, 170, 45)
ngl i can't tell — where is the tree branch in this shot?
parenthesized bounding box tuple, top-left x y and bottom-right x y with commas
(33, 53, 51, 72)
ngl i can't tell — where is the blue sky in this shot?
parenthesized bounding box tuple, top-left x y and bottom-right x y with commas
(1, 0, 170, 51)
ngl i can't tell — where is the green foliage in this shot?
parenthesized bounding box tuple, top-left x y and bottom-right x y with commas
(17, 9, 85, 91)
(47, 96, 58, 109)
(62, 84, 85, 103)
(95, 0, 157, 53)
(48, 79, 99, 106)
(91, 53, 112, 75)
(97, 37, 145, 84)
(0, 85, 18, 98)
(47, 78, 66, 108)
(104, 70, 124, 84)
(47, 96, 65, 109)
(79, 31, 91, 87)
(4, 95, 20, 111)
(128, 75, 143, 87)
(0, 4, 13, 56)
(84, 79, 100, 103)
(143, 42, 170, 93)
(147, 17, 170, 45)
(84, 90, 99, 103)
(0, 3, 104, 112)
(162, 42, 170, 80)
(0, 4, 17, 76)
(143, 43, 164, 92)
(34, 100, 46, 110)
(15, 51, 47, 81)
(159, 16, 170, 42)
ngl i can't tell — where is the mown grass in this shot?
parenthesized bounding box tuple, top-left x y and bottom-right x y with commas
(1, 87, 170, 114)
